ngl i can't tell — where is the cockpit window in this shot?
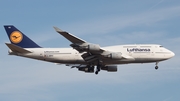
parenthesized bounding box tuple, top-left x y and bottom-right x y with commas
(159, 46, 163, 47)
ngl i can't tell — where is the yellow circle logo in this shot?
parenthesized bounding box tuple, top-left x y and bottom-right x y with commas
(10, 31, 23, 43)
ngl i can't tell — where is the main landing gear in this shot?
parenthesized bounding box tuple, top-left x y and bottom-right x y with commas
(95, 60, 103, 75)
(87, 66, 94, 72)
(155, 62, 159, 70)
(95, 65, 101, 75)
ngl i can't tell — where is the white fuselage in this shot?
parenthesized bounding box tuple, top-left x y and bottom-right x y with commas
(12, 44, 174, 65)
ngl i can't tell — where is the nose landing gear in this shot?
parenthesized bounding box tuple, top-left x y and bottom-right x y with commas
(155, 66, 158, 70)
(155, 62, 159, 70)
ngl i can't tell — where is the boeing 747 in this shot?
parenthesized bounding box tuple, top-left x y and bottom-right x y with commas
(4, 25, 175, 74)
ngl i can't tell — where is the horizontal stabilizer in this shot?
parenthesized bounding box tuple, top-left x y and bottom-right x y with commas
(53, 26, 86, 44)
(5, 43, 32, 53)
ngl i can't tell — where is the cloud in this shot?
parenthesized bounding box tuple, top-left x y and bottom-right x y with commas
(1, 3, 180, 101)
(20, 6, 180, 45)
(61, 6, 180, 35)
(148, 0, 165, 10)
(87, 31, 166, 47)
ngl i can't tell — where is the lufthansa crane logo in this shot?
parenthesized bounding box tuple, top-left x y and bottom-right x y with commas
(10, 31, 23, 43)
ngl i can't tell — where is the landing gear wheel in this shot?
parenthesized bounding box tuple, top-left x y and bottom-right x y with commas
(155, 66, 158, 70)
(155, 62, 159, 70)
(95, 71, 99, 75)
(97, 67, 100, 72)
(95, 65, 101, 75)
(88, 66, 94, 72)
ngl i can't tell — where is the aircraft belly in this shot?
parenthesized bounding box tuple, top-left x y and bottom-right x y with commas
(44, 54, 86, 64)
(102, 57, 167, 65)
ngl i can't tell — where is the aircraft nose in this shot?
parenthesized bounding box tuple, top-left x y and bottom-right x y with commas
(167, 50, 175, 59)
(165, 50, 175, 59)
(170, 51, 175, 58)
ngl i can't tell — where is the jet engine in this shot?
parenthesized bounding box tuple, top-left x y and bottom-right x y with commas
(110, 52, 122, 59)
(103, 52, 123, 59)
(80, 43, 100, 52)
(78, 66, 94, 73)
(86, 44, 100, 52)
(101, 66, 117, 72)
(71, 43, 101, 53)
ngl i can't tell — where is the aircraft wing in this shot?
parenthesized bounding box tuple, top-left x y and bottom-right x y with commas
(54, 27, 104, 53)
(54, 27, 133, 64)
(53, 27, 86, 44)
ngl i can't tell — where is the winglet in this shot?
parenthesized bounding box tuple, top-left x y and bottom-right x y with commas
(53, 26, 64, 33)
(53, 26, 86, 44)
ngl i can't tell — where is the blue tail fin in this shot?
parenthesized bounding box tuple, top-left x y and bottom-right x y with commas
(4, 25, 41, 48)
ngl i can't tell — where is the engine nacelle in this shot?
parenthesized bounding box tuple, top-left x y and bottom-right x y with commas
(110, 52, 122, 59)
(101, 66, 117, 72)
(71, 43, 101, 52)
(103, 52, 123, 59)
(83, 44, 100, 52)
(78, 67, 94, 73)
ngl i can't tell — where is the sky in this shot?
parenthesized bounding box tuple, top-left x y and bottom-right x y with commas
(0, 0, 180, 101)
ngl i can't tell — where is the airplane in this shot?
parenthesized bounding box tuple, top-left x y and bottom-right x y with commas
(4, 25, 175, 74)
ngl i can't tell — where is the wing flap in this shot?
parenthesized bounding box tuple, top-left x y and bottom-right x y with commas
(81, 53, 99, 63)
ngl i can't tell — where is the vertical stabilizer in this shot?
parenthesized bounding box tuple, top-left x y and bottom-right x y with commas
(4, 25, 41, 48)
